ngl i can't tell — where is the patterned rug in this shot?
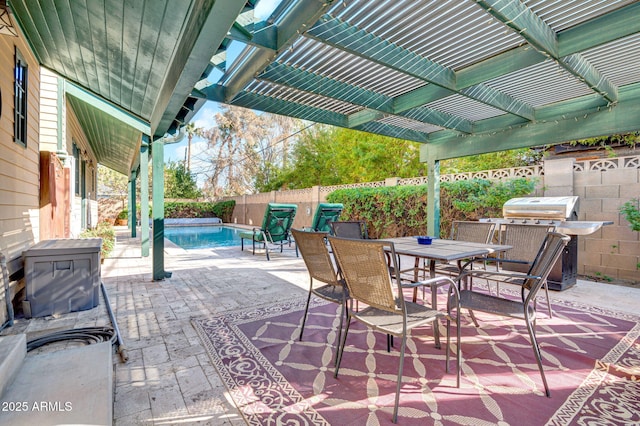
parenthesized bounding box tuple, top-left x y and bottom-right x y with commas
(193, 292, 640, 425)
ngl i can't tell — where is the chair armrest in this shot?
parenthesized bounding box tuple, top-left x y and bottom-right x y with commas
(459, 256, 529, 273)
(403, 276, 456, 289)
(457, 268, 542, 284)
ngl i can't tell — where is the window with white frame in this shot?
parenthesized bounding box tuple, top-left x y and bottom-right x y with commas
(14, 47, 28, 147)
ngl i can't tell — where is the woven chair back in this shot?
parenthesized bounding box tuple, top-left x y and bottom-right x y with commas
(499, 223, 556, 273)
(329, 237, 399, 313)
(330, 221, 368, 239)
(522, 232, 570, 295)
(452, 221, 496, 243)
(291, 229, 339, 286)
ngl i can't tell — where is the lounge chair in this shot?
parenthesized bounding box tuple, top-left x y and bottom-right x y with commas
(307, 203, 343, 233)
(239, 203, 298, 260)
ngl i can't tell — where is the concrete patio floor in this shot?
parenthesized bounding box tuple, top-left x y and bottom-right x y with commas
(3, 228, 639, 425)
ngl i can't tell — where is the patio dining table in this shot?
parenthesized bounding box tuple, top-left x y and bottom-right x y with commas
(382, 236, 512, 347)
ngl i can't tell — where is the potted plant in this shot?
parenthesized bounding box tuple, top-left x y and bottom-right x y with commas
(115, 209, 128, 226)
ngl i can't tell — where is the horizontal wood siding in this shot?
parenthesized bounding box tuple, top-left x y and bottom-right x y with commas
(39, 68, 60, 152)
(0, 29, 41, 266)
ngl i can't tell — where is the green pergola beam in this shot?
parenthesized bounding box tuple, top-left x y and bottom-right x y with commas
(306, 14, 535, 120)
(307, 14, 456, 89)
(353, 121, 430, 143)
(561, 53, 618, 102)
(475, 0, 618, 103)
(222, 0, 333, 101)
(423, 83, 640, 160)
(558, 2, 640, 56)
(230, 91, 349, 128)
(348, 109, 384, 128)
(260, 62, 472, 132)
(456, 46, 546, 88)
(476, 0, 558, 56)
(459, 83, 534, 121)
(398, 107, 471, 134)
(260, 62, 394, 113)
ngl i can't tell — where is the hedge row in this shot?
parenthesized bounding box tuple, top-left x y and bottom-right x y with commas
(326, 178, 536, 238)
(164, 200, 236, 222)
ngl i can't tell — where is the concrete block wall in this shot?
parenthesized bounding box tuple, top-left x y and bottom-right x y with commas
(573, 162, 640, 282)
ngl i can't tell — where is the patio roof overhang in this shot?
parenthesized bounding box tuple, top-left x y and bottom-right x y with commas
(7, 0, 640, 278)
(9, 0, 640, 173)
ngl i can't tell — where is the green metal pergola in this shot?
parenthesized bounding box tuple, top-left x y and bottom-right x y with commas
(8, 0, 640, 279)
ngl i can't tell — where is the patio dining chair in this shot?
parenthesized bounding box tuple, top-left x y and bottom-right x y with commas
(495, 223, 557, 317)
(435, 221, 497, 276)
(291, 229, 347, 364)
(329, 220, 369, 239)
(239, 203, 298, 260)
(447, 232, 570, 397)
(307, 203, 343, 233)
(329, 236, 458, 423)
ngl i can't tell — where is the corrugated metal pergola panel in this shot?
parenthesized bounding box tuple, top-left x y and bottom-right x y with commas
(581, 33, 640, 88)
(246, 80, 362, 115)
(426, 94, 507, 122)
(484, 60, 595, 108)
(276, 37, 428, 98)
(330, 0, 525, 71)
(524, 0, 637, 32)
(9, 0, 640, 168)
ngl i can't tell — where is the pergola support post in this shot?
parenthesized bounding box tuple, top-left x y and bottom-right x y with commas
(152, 137, 169, 280)
(426, 157, 441, 238)
(129, 171, 137, 238)
(140, 137, 150, 257)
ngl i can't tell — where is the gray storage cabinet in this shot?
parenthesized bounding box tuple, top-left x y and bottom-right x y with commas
(22, 238, 102, 318)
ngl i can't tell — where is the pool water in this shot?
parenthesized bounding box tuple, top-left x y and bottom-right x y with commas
(164, 225, 243, 249)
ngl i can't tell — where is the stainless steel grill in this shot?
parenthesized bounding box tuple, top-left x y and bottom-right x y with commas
(481, 196, 612, 290)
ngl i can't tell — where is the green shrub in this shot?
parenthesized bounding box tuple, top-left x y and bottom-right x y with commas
(620, 198, 640, 232)
(164, 200, 236, 222)
(117, 209, 128, 220)
(327, 178, 535, 238)
(80, 221, 116, 259)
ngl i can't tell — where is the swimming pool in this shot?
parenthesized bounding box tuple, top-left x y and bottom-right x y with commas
(164, 225, 243, 249)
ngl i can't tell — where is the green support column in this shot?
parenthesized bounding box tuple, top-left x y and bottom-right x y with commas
(140, 138, 150, 257)
(152, 137, 168, 280)
(426, 158, 441, 238)
(129, 172, 138, 238)
(129, 171, 137, 238)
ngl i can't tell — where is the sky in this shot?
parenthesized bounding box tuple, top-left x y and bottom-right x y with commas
(164, 0, 286, 187)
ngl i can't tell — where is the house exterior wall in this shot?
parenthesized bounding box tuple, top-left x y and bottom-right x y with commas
(66, 102, 98, 235)
(0, 27, 41, 324)
(0, 30, 41, 264)
(38, 67, 98, 237)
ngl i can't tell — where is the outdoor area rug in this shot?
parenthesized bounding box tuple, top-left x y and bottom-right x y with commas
(192, 293, 640, 425)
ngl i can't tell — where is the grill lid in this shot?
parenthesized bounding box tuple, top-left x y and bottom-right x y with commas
(502, 196, 579, 220)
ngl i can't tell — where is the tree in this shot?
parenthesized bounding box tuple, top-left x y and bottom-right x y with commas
(165, 161, 202, 199)
(265, 125, 426, 190)
(199, 106, 302, 197)
(184, 122, 204, 172)
(441, 148, 542, 174)
(98, 165, 129, 209)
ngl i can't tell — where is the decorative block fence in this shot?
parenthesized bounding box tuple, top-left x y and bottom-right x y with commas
(225, 156, 640, 283)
